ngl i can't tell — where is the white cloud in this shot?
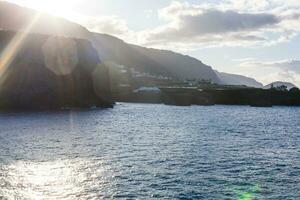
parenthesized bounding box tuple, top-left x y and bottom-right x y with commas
(56, 1, 300, 51)
(143, 8, 279, 46)
(73, 15, 141, 44)
(144, 9, 155, 19)
(240, 59, 300, 86)
(83, 16, 130, 36)
(241, 59, 300, 73)
(137, 1, 300, 50)
(232, 57, 255, 62)
(229, 0, 270, 11)
(4, 0, 300, 50)
(228, 0, 300, 11)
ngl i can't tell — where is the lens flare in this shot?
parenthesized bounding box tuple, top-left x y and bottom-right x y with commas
(42, 37, 78, 76)
(0, 11, 42, 85)
(235, 184, 261, 200)
(11, 0, 83, 19)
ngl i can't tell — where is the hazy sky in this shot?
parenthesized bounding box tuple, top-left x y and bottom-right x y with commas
(6, 0, 300, 86)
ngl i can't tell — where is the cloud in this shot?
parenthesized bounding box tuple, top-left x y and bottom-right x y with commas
(258, 71, 300, 87)
(173, 10, 278, 34)
(75, 15, 141, 43)
(81, 16, 130, 36)
(242, 60, 300, 73)
(60, 1, 300, 51)
(21, 0, 290, 52)
(240, 60, 300, 86)
(232, 57, 255, 62)
(228, 0, 270, 11)
(138, 1, 300, 49)
(4, 0, 300, 50)
(228, 0, 300, 11)
(144, 9, 278, 44)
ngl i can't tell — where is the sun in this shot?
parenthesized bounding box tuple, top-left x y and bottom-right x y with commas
(25, 0, 80, 16)
(11, 0, 82, 19)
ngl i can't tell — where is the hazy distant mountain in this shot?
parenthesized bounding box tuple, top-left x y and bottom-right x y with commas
(92, 33, 221, 82)
(216, 71, 263, 88)
(264, 81, 297, 90)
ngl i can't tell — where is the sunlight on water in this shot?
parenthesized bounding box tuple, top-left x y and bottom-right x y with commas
(0, 159, 113, 199)
(0, 104, 299, 199)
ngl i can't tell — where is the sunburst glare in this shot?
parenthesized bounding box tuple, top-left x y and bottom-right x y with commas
(8, 0, 82, 20)
(0, 11, 42, 84)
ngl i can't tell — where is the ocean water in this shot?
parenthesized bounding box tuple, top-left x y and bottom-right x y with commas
(0, 103, 299, 199)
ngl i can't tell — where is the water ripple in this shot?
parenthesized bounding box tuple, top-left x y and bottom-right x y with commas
(0, 103, 300, 199)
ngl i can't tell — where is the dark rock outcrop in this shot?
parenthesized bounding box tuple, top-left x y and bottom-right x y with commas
(0, 31, 113, 110)
(160, 87, 300, 107)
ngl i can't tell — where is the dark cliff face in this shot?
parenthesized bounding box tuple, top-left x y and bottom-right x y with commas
(0, 31, 113, 110)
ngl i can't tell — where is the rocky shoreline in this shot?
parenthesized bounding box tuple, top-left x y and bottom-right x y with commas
(113, 87, 300, 107)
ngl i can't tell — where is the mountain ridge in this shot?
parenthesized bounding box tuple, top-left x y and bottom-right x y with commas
(0, 1, 267, 87)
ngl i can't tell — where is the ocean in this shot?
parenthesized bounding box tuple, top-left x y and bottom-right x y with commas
(0, 103, 299, 199)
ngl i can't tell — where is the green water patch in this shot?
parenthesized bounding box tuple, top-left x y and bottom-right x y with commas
(235, 184, 261, 200)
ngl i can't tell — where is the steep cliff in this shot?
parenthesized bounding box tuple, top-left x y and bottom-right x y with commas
(0, 2, 221, 83)
(0, 31, 113, 110)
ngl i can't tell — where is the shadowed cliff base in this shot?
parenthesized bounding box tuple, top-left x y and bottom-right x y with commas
(0, 31, 114, 111)
(112, 86, 300, 107)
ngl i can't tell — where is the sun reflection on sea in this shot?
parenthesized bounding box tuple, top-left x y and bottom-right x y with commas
(0, 158, 113, 199)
